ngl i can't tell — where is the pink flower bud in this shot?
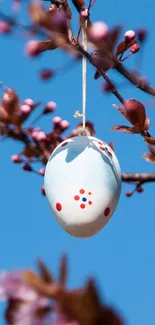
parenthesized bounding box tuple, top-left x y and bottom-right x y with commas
(80, 9, 89, 19)
(125, 191, 133, 197)
(88, 22, 109, 41)
(22, 163, 32, 172)
(0, 21, 10, 34)
(48, 4, 57, 14)
(124, 30, 136, 42)
(136, 186, 144, 193)
(60, 120, 70, 130)
(102, 82, 113, 93)
(33, 131, 47, 142)
(39, 168, 45, 176)
(44, 101, 56, 114)
(130, 43, 140, 54)
(25, 40, 42, 57)
(31, 128, 40, 138)
(137, 28, 147, 42)
(20, 104, 31, 114)
(40, 69, 54, 81)
(11, 155, 22, 163)
(41, 186, 46, 196)
(53, 116, 62, 125)
(24, 98, 34, 107)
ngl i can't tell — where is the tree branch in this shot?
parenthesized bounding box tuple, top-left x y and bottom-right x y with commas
(122, 173, 155, 184)
(115, 60, 155, 96)
(77, 44, 125, 104)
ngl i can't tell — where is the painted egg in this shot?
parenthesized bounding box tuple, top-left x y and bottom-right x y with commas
(44, 135, 122, 238)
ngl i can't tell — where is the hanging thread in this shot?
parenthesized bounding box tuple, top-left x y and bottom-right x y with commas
(82, 19, 87, 131)
(74, 19, 88, 133)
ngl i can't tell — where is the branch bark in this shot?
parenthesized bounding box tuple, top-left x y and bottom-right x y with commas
(122, 173, 155, 184)
(115, 60, 155, 96)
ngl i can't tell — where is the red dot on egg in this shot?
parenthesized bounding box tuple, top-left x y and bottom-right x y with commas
(88, 201, 92, 205)
(61, 141, 68, 147)
(74, 195, 80, 201)
(88, 192, 92, 195)
(99, 146, 105, 151)
(104, 207, 110, 217)
(79, 189, 85, 194)
(80, 203, 86, 209)
(56, 202, 62, 211)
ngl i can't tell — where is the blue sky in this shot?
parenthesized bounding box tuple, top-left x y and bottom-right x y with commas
(1, 0, 155, 324)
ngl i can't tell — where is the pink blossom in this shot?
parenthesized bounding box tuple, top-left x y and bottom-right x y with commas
(80, 9, 89, 19)
(39, 168, 45, 176)
(11, 155, 22, 163)
(40, 69, 54, 80)
(53, 116, 62, 125)
(124, 30, 136, 42)
(20, 105, 31, 114)
(31, 128, 40, 138)
(0, 21, 10, 34)
(41, 186, 46, 195)
(44, 101, 56, 114)
(22, 163, 32, 172)
(130, 43, 140, 53)
(137, 28, 147, 42)
(25, 40, 42, 57)
(24, 98, 34, 107)
(48, 4, 57, 13)
(0, 271, 49, 325)
(125, 191, 133, 197)
(32, 130, 47, 142)
(88, 21, 109, 41)
(60, 120, 70, 130)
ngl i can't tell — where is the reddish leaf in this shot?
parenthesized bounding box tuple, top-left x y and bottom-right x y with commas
(148, 145, 155, 155)
(142, 153, 155, 163)
(124, 99, 146, 128)
(101, 307, 123, 325)
(1, 88, 20, 119)
(110, 125, 140, 133)
(91, 50, 114, 78)
(144, 116, 150, 131)
(116, 39, 137, 56)
(36, 40, 58, 52)
(94, 70, 101, 79)
(105, 26, 122, 53)
(37, 260, 54, 283)
(23, 270, 62, 299)
(144, 136, 155, 145)
(29, 3, 54, 30)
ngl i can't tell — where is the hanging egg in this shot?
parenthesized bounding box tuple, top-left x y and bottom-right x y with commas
(44, 135, 122, 238)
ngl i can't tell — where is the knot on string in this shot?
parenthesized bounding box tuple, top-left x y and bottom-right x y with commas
(76, 126, 90, 137)
(74, 111, 84, 118)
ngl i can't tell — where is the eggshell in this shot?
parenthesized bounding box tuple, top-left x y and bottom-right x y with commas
(44, 135, 122, 238)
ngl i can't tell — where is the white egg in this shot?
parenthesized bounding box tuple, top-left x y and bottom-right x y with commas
(44, 135, 122, 238)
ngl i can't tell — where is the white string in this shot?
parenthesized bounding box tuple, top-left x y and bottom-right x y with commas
(82, 19, 87, 131)
(74, 19, 87, 134)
